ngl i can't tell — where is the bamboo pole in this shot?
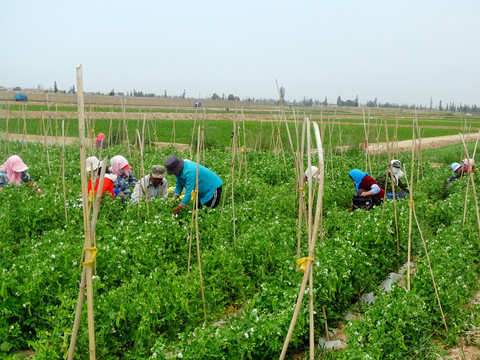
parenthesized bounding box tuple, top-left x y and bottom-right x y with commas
(460, 134, 480, 242)
(383, 116, 399, 253)
(280, 119, 324, 360)
(194, 125, 207, 321)
(406, 118, 416, 292)
(362, 108, 369, 172)
(403, 170, 448, 333)
(462, 130, 480, 228)
(68, 65, 96, 360)
(62, 120, 68, 222)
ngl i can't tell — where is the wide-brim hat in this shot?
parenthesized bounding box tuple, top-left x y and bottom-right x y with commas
(305, 166, 319, 179)
(151, 165, 165, 179)
(86, 156, 103, 171)
(451, 162, 461, 172)
(165, 156, 184, 176)
(391, 160, 401, 168)
(14, 166, 28, 173)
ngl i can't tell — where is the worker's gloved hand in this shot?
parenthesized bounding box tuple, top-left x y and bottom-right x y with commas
(173, 205, 182, 215)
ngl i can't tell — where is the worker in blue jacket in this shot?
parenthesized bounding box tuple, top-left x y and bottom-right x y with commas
(164, 155, 223, 215)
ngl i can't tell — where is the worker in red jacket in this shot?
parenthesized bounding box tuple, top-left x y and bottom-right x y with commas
(86, 156, 116, 199)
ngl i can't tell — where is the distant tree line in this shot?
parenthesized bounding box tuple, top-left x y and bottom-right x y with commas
(8, 84, 480, 114)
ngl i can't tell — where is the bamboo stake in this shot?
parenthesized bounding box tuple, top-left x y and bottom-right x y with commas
(406, 118, 416, 292)
(62, 120, 68, 222)
(242, 111, 248, 184)
(280, 119, 324, 360)
(68, 65, 96, 360)
(462, 131, 480, 228)
(194, 125, 207, 321)
(403, 170, 448, 333)
(362, 108, 368, 172)
(460, 134, 480, 242)
(297, 119, 306, 258)
(383, 116, 399, 253)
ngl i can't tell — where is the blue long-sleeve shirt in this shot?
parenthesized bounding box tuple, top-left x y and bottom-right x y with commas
(175, 161, 222, 207)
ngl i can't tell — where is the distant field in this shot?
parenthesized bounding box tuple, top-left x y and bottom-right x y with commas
(1, 94, 478, 149)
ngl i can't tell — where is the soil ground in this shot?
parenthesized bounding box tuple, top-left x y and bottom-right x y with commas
(1, 131, 478, 153)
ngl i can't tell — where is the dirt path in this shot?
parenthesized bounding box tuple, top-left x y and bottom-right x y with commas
(1, 131, 478, 153)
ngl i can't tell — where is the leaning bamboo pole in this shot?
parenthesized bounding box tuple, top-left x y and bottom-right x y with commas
(463, 131, 480, 228)
(403, 169, 448, 333)
(194, 125, 207, 321)
(68, 65, 97, 360)
(460, 133, 480, 243)
(280, 118, 324, 360)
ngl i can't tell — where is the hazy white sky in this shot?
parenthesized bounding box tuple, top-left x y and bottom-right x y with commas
(2, 0, 479, 106)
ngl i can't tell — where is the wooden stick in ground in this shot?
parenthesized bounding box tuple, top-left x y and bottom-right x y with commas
(62, 120, 68, 222)
(68, 65, 96, 360)
(280, 118, 324, 360)
(406, 118, 416, 291)
(383, 115, 399, 253)
(296, 119, 306, 259)
(362, 108, 368, 172)
(403, 170, 448, 333)
(322, 305, 329, 341)
(460, 133, 480, 243)
(194, 125, 207, 321)
(463, 130, 480, 228)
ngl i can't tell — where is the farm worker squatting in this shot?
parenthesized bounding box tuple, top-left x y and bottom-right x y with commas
(0, 155, 42, 193)
(164, 155, 223, 215)
(86, 156, 117, 199)
(109, 155, 138, 198)
(375, 159, 409, 199)
(349, 169, 385, 209)
(130, 165, 168, 204)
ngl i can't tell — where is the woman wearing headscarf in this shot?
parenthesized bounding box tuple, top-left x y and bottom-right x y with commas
(349, 169, 385, 205)
(109, 155, 138, 198)
(86, 156, 116, 199)
(0, 155, 32, 187)
(375, 159, 409, 199)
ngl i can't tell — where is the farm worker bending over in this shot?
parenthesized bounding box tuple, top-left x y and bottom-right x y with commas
(164, 155, 223, 215)
(0, 155, 41, 193)
(447, 159, 477, 184)
(95, 133, 106, 148)
(304, 166, 319, 182)
(349, 169, 385, 205)
(109, 155, 138, 198)
(86, 156, 116, 199)
(375, 160, 409, 199)
(131, 165, 168, 204)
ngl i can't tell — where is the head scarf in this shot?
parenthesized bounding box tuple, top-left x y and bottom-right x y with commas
(348, 169, 368, 194)
(304, 166, 319, 180)
(390, 159, 405, 183)
(462, 158, 474, 172)
(0, 155, 28, 185)
(451, 162, 461, 172)
(109, 155, 130, 176)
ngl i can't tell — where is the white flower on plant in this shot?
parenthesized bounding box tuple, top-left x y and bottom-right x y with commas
(51, 254, 55, 259)
(244, 332, 249, 339)
(121, 250, 127, 255)
(151, 353, 157, 359)
(177, 352, 183, 358)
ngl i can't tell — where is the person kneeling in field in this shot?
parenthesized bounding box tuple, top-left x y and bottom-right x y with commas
(375, 159, 409, 199)
(130, 165, 168, 204)
(109, 155, 138, 198)
(86, 156, 116, 199)
(164, 155, 222, 215)
(0, 155, 42, 193)
(349, 169, 385, 210)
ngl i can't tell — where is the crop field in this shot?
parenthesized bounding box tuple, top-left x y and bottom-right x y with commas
(1, 95, 480, 359)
